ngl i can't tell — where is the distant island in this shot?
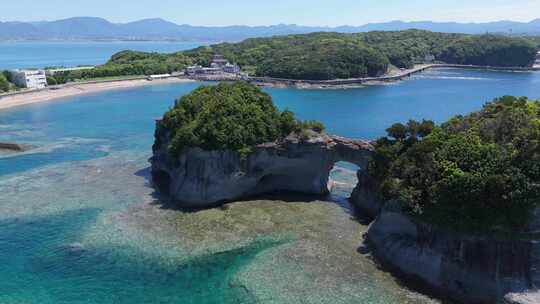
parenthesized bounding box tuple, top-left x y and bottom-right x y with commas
(1, 30, 538, 94)
(36, 30, 539, 85)
(1, 16, 540, 41)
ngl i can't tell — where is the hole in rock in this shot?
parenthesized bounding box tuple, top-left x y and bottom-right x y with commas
(328, 161, 360, 208)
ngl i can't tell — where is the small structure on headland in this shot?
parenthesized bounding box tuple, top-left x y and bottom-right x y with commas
(534, 51, 540, 67)
(9, 70, 48, 89)
(185, 54, 241, 76)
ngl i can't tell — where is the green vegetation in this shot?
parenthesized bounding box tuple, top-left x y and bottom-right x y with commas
(49, 50, 192, 84)
(159, 82, 324, 157)
(183, 31, 537, 79)
(0, 72, 9, 92)
(184, 33, 390, 80)
(526, 36, 540, 48)
(438, 35, 537, 67)
(369, 96, 540, 232)
(46, 71, 72, 85)
(57, 30, 537, 82)
(0, 70, 16, 93)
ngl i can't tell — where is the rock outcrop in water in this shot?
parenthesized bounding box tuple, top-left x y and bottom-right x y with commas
(351, 182, 540, 304)
(153, 118, 540, 303)
(151, 126, 374, 208)
(0, 142, 32, 152)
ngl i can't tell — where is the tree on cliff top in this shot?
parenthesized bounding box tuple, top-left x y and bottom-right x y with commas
(369, 96, 540, 232)
(160, 82, 324, 156)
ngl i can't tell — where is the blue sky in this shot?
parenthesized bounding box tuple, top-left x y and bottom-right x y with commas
(2, 0, 539, 26)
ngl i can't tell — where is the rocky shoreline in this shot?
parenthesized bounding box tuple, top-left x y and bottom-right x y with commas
(151, 90, 540, 303)
(152, 120, 540, 303)
(151, 126, 374, 208)
(350, 182, 540, 304)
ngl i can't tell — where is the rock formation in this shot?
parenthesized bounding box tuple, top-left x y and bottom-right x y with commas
(352, 180, 540, 304)
(0, 142, 32, 152)
(151, 114, 540, 303)
(151, 125, 374, 208)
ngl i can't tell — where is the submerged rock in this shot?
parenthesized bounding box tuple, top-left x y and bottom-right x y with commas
(0, 142, 32, 152)
(151, 126, 374, 208)
(62, 242, 86, 255)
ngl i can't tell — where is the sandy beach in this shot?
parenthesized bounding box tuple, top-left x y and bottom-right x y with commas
(0, 77, 196, 111)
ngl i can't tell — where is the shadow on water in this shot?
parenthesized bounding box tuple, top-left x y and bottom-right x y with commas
(0, 208, 284, 303)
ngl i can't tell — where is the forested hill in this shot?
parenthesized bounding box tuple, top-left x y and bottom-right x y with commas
(182, 31, 537, 80)
(49, 30, 538, 83)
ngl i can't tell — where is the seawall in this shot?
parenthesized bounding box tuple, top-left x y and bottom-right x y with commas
(245, 64, 540, 86)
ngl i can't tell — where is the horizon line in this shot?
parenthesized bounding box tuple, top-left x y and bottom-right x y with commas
(2, 16, 540, 28)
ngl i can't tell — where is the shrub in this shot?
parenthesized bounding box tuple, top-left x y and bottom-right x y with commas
(0, 72, 11, 92)
(369, 96, 540, 232)
(159, 82, 324, 157)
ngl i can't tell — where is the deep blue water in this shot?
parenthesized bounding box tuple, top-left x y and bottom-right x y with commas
(1, 68, 540, 303)
(0, 41, 206, 69)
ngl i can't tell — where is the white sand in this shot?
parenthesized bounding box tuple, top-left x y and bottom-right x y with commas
(0, 77, 196, 111)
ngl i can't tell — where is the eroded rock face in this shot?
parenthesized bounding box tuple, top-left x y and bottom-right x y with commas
(356, 191, 540, 304)
(351, 174, 540, 304)
(350, 170, 382, 219)
(151, 124, 374, 208)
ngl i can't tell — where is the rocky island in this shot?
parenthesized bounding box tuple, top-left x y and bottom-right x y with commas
(151, 83, 540, 303)
(352, 96, 540, 304)
(151, 81, 374, 208)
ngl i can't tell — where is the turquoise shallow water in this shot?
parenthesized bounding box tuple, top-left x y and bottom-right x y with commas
(1, 68, 540, 303)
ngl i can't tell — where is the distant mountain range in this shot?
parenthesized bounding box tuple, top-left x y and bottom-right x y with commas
(1, 17, 540, 42)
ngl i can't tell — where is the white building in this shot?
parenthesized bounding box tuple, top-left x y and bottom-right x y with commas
(535, 51, 540, 66)
(147, 74, 171, 81)
(223, 63, 241, 74)
(186, 54, 242, 76)
(186, 65, 204, 75)
(210, 54, 229, 68)
(10, 70, 47, 89)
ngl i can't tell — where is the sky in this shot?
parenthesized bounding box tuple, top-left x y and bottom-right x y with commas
(2, 0, 540, 26)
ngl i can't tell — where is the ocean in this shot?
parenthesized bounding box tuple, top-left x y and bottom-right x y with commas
(0, 41, 206, 70)
(1, 67, 540, 303)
